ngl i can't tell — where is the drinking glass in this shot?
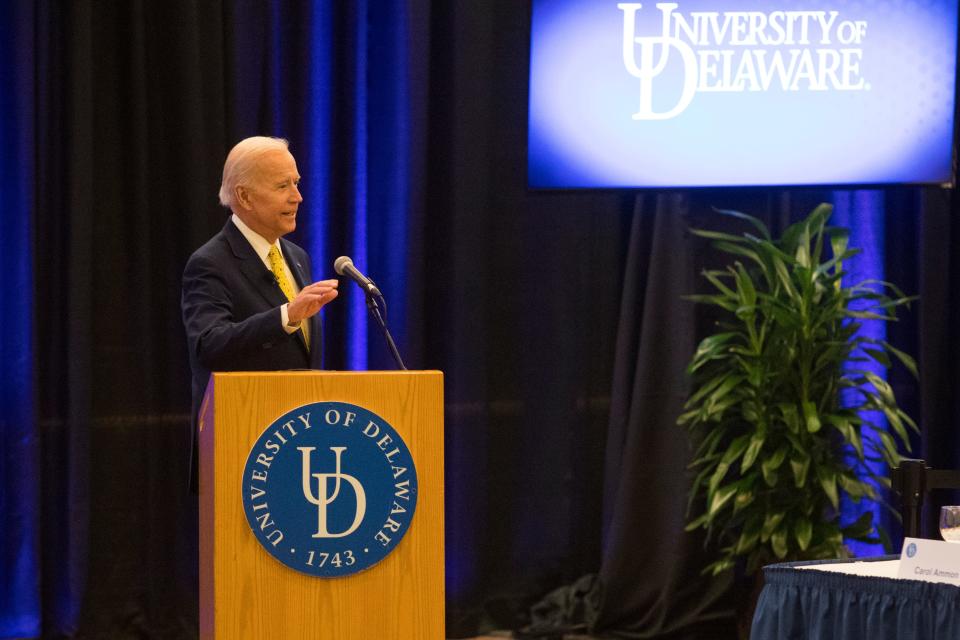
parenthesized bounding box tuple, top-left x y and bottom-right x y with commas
(940, 506, 960, 543)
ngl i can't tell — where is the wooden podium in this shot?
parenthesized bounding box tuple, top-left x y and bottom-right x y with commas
(198, 370, 444, 639)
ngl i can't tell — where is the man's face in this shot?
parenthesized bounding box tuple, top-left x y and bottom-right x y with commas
(236, 149, 303, 243)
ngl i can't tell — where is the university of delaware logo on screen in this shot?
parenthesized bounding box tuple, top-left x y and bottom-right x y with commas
(241, 402, 417, 577)
(618, 3, 871, 120)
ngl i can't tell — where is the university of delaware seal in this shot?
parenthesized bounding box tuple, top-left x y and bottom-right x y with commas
(241, 401, 418, 578)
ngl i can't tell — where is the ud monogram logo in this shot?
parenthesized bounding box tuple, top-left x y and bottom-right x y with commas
(299, 446, 366, 538)
(241, 401, 418, 578)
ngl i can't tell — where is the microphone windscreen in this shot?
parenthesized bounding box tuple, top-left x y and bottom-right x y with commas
(334, 255, 353, 276)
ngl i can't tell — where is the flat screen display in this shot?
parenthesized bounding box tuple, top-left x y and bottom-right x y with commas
(527, 0, 959, 188)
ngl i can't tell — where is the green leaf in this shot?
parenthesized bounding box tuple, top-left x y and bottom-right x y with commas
(827, 415, 863, 459)
(802, 400, 821, 433)
(816, 466, 839, 510)
(841, 511, 875, 539)
(736, 526, 760, 554)
(703, 375, 747, 415)
(852, 278, 909, 300)
(838, 474, 871, 501)
(713, 207, 772, 240)
(864, 372, 897, 407)
(862, 347, 892, 368)
(791, 454, 811, 488)
(703, 269, 738, 299)
(773, 257, 800, 302)
(691, 332, 738, 364)
(733, 485, 755, 513)
(882, 340, 918, 378)
(685, 370, 738, 408)
(735, 263, 757, 308)
(684, 512, 709, 532)
(708, 462, 730, 497)
(844, 310, 895, 321)
(721, 434, 751, 463)
(779, 217, 806, 254)
(826, 225, 849, 276)
(690, 426, 726, 463)
(761, 511, 786, 542)
(761, 445, 788, 486)
(741, 434, 765, 474)
(771, 527, 789, 559)
(691, 228, 755, 244)
(795, 223, 811, 268)
(705, 558, 736, 576)
(880, 405, 911, 448)
(685, 294, 739, 313)
(795, 518, 813, 551)
(676, 408, 700, 427)
(743, 359, 763, 388)
(805, 203, 833, 245)
(714, 241, 766, 270)
(877, 430, 901, 467)
(778, 403, 801, 434)
(897, 408, 920, 436)
(708, 483, 738, 518)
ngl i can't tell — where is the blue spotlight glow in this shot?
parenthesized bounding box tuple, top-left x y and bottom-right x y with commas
(833, 190, 888, 556)
(306, 1, 333, 364)
(365, 0, 411, 367)
(0, 2, 38, 636)
(349, 0, 370, 371)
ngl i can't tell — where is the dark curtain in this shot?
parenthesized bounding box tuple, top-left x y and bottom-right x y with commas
(5, 1, 960, 639)
(916, 188, 960, 533)
(34, 1, 229, 636)
(593, 194, 738, 639)
(422, 2, 637, 633)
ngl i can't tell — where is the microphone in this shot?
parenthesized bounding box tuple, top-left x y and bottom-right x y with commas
(334, 256, 382, 298)
(333, 255, 406, 370)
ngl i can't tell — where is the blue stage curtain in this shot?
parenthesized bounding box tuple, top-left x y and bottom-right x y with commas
(302, 0, 421, 371)
(224, 0, 422, 372)
(0, 2, 38, 638)
(0, 1, 433, 636)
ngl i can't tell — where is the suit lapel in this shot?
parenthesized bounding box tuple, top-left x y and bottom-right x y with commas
(223, 220, 315, 358)
(223, 219, 288, 310)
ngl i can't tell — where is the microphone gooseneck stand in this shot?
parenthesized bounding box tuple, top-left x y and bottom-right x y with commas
(364, 285, 407, 370)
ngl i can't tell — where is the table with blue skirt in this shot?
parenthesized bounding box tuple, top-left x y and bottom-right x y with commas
(750, 556, 960, 639)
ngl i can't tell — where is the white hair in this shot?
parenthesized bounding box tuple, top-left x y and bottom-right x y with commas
(218, 136, 290, 208)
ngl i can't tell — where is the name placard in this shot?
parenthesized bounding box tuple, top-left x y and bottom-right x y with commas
(898, 537, 960, 586)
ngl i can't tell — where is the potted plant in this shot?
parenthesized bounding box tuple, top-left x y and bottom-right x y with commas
(678, 203, 917, 577)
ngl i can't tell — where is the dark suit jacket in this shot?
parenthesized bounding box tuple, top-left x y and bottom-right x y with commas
(181, 218, 323, 489)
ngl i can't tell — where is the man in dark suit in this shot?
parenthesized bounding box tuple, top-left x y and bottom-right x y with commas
(181, 136, 338, 488)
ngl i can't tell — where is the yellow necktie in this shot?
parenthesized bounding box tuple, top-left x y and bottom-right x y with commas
(267, 245, 309, 349)
(267, 245, 295, 301)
